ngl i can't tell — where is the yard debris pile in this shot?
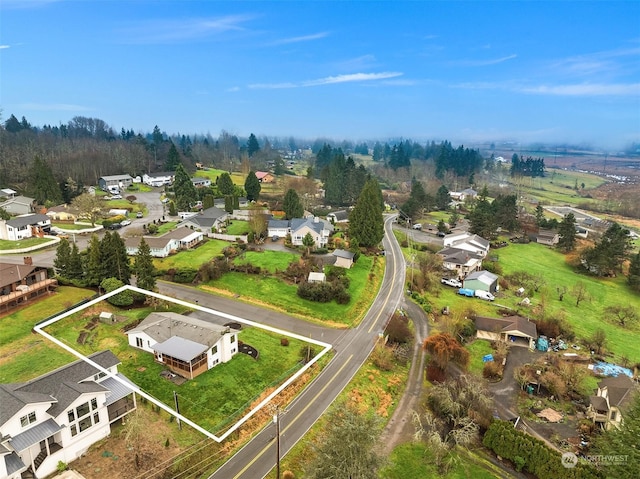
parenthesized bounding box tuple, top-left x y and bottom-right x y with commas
(535, 407, 563, 423)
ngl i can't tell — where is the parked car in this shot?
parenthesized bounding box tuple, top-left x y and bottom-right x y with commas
(474, 290, 495, 301)
(120, 220, 131, 226)
(110, 194, 123, 200)
(437, 231, 446, 237)
(108, 222, 122, 230)
(441, 278, 462, 288)
(458, 288, 475, 297)
(412, 223, 422, 230)
(136, 211, 143, 218)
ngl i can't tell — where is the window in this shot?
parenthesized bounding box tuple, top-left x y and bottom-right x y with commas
(94, 371, 106, 381)
(70, 424, 78, 437)
(611, 411, 617, 421)
(211, 345, 218, 355)
(230, 335, 236, 343)
(68, 400, 101, 437)
(68, 410, 75, 422)
(136, 337, 144, 348)
(76, 402, 90, 418)
(20, 412, 36, 428)
(93, 413, 100, 424)
(91, 398, 98, 410)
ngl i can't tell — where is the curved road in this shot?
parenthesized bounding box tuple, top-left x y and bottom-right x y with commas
(208, 214, 406, 479)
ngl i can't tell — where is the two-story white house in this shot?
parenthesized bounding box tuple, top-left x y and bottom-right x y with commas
(0, 351, 136, 479)
(0, 214, 52, 241)
(142, 173, 174, 187)
(124, 227, 203, 258)
(267, 216, 333, 247)
(588, 375, 637, 430)
(126, 312, 239, 380)
(442, 233, 490, 258)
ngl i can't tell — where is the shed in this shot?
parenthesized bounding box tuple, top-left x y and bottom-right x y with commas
(463, 270, 499, 293)
(308, 272, 326, 283)
(333, 249, 355, 269)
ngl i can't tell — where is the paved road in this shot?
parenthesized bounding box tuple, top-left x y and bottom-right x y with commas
(209, 214, 406, 479)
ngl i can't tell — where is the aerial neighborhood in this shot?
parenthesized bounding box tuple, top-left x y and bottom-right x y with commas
(1, 74, 639, 479)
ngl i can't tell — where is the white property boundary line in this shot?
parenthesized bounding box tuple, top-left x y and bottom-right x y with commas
(33, 284, 332, 442)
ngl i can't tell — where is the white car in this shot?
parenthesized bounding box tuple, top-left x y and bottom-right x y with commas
(412, 223, 423, 230)
(120, 220, 131, 226)
(474, 290, 495, 301)
(110, 194, 123, 200)
(441, 278, 463, 288)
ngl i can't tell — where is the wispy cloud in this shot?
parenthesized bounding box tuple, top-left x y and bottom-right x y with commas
(226, 86, 240, 93)
(520, 83, 640, 96)
(249, 72, 403, 89)
(550, 47, 640, 77)
(268, 32, 329, 46)
(19, 102, 91, 112)
(119, 14, 255, 44)
(451, 54, 517, 67)
(0, 45, 10, 50)
(334, 54, 378, 72)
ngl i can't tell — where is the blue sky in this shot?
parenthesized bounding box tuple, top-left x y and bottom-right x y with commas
(1, 1, 639, 148)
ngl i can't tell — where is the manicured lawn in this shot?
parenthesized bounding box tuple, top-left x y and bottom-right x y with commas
(39, 305, 309, 433)
(154, 239, 228, 270)
(233, 250, 299, 274)
(226, 220, 251, 235)
(51, 222, 92, 231)
(0, 237, 53, 250)
(466, 340, 495, 375)
(206, 254, 383, 326)
(0, 286, 96, 382)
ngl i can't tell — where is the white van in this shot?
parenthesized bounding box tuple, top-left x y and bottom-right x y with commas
(412, 223, 422, 230)
(474, 290, 495, 301)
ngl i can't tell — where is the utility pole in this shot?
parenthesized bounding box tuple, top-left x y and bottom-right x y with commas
(173, 391, 181, 430)
(273, 406, 281, 479)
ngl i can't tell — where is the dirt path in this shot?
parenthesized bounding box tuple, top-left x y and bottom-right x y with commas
(377, 299, 429, 455)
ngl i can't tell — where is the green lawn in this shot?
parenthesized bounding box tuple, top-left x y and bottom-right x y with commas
(0, 286, 96, 382)
(0, 237, 53, 250)
(493, 243, 640, 361)
(466, 340, 495, 375)
(51, 222, 93, 231)
(226, 220, 251, 235)
(233, 250, 299, 273)
(43, 308, 307, 432)
(518, 168, 606, 207)
(154, 239, 228, 271)
(206, 254, 382, 326)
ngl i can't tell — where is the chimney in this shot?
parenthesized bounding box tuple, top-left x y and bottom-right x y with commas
(314, 216, 319, 223)
(23, 256, 33, 265)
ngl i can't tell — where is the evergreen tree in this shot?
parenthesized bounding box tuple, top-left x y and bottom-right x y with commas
(535, 205, 546, 226)
(247, 133, 260, 157)
(302, 232, 315, 254)
(349, 178, 384, 248)
(203, 194, 214, 209)
(557, 213, 577, 252)
(244, 171, 261, 201)
(435, 185, 451, 210)
(492, 195, 519, 232)
(582, 222, 632, 276)
(101, 231, 131, 284)
(165, 142, 181, 171)
(628, 252, 640, 292)
(283, 189, 303, 219)
(85, 234, 103, 287)
(30, 156, 62, 204)
(134, 237, 156, 291)
(324, 151, 347, 205)
(468, 198, 495, 239)
(217, 172, 235, 196)
(53, 239, 71, 278)
(173, 163, 198, 211)
(68, 242, 84, 280)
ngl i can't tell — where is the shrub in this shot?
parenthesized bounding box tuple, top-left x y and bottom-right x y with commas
(280, 338, 289, 346)
(385, 312, 413, 344)
(370, 342, 394, 371)
(483, 361, 502, 380)
(299, 344, 317, 363)
(172, 268, 198, 283)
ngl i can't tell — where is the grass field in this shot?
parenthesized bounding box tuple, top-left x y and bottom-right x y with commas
(233, 250, 299, 273)
(226, 220, 251, 235)
(205, 254, 382, 326)
(0, 237, 53, 250)
(517, 168, 606, 207)
(153, 239, 228, 270)
(0, 287, 96, 382)
(466, 340, 495, 375)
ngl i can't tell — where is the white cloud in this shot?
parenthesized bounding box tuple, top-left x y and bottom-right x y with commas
(19, 102, 92, 112)
(0, 45, 10, 49)
(520, 83, 640, 96)
(226, 86, 240, 92)
(334, 54, 378, 71)
(269, 32, 329, 46)
(119, 14, 255, 43)
(249, 72, 403, 89)
(549, 47, 640, 78)
(451, 54, 517, 67)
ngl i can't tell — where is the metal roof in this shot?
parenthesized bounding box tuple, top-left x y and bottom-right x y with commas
(10, 418, 63, 452)
(4, 451, 26, 476)
(101, 373, 136, 406)
(153, 336, 209, 362)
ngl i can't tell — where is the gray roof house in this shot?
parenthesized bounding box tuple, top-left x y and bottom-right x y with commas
(0, 214, 52, 241)
(463, 270, 499, 293)
(98, 175, 134, 191)
(0, 351, 136, 479)
(475, 315, 537, 348)
(327, 210, 349, 223)
(178, 207, 228, 235)
(126, 312, 239, 379)
(437, 247, 483, 278)
(0, 195, 35, 216)
(588, 376, 637, 430)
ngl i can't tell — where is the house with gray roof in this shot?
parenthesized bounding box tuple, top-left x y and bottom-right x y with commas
(463, 270, 499, 293)
(327, 210, 349, 223)
(332, 249, 355, 269)
(178, 207, 228, 235)
(0, 195, 35, 216)
(443, 233, 490, 258)
(1, 260, 57, 314)
(0, 214, 52, 241)
(588, 376, 637, 431)
(124, 227, 203, 258)
(126, 312, 239, 379)
(0, 351, 136, 479)
(437, 247, 483, 278)
(98, 174, 133, 192)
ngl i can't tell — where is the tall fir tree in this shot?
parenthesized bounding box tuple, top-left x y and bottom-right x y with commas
(557, 213, 577, 252)
(30, 156, 62, 205)
(53, 239, 71, 278)
(435, 185, 451, 210)
(85, 234, 103, 287)
(101, 231, 131, 284)
(173, 163, 198, 211)
(244, 171, 261, 201)
(247, 133, 260, 157)
(217, 172, 235, 196)
(68, 242, 84, 280)
(165, 142, 181, 171)
(283, 189, 304, 219)
(349, 178, 384, 248)
(628, 252, 640, 292)
(134, 237, 156, 291)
